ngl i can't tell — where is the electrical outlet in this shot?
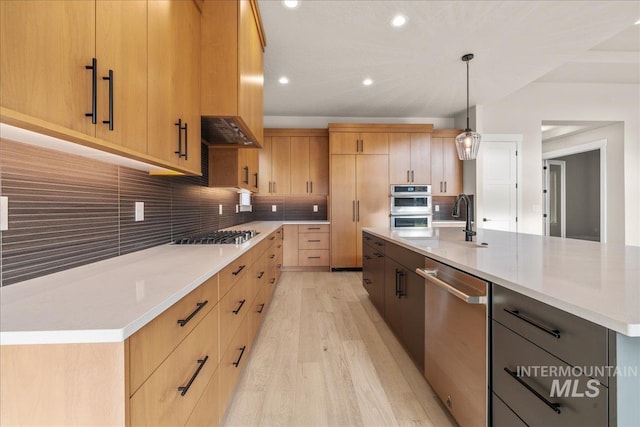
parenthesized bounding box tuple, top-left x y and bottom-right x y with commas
(219, 204, 223, 215)
(0, 196, 8, 231)
(235, 204, 239, 213)
(435, 205, 440, 212)
(135, 202, 144, 221)
(313, 205, 318, 212)
(272, 205, 277, 212)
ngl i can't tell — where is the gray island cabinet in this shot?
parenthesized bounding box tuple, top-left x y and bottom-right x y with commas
(361, 227, 640, 427)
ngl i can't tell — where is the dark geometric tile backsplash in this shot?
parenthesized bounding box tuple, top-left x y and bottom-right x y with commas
(252, 195, 328, 221)
(0, 140, 250, 286)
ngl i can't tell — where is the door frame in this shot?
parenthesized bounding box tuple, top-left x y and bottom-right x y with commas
(476, 134, 522, 233)
(543, 160, 566, 237)
(542, 139, 607, 242)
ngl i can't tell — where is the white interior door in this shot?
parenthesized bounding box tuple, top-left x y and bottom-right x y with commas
(544, 160, 566, 237)
(480, 141, 518, 231)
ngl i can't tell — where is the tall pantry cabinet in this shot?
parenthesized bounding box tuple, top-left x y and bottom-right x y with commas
(329, 124, 390, 268)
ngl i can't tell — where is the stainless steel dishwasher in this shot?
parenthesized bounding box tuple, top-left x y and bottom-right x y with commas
(416, 257, 488, 427)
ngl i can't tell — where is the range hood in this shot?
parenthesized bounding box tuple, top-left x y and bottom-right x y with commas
(201, 116, 261, 148)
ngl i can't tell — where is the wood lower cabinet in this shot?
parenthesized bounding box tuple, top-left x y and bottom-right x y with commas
(431, 130, 462, 195)
(0, 227, 283, 426)
(330, 154, 388, 268)
(283, 224, 330, 270)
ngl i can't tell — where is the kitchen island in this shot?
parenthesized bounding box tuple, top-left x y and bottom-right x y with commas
(362, 226, 640, 427)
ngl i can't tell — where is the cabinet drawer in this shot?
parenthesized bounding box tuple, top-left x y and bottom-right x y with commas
(492, 393, 527, 427)
(130, 305, 219, 427)
(185, 368, 220, 427)
(493, 284, 608, 383)
(298, 232, 329, 249)
(219, 274, 252, 356)
(299, 249, 329, 266)
(219, 314, 250, 417)
(219, 251, 252, 299)
(249, 285, 269, 344)
(386, 241, 423, 271)
(129, 274, 218, 394)
(299, 224, 329, 233)
(363, 232, 386, 253)
(493, 321, 608, 427)
(249, 256, 269, 300)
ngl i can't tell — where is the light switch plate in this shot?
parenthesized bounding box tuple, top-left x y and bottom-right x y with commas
(135, 202, 144, 221)
(435, 205, 440, 212)
(219, 204, 223, 215)
(272, 205, 277, 212)
(313, 205, 318, 212)
(235, 204, 239, 213)
(0, 196, 8, 231)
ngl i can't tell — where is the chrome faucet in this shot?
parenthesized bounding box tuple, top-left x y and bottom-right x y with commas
(452, 194, 476, 241)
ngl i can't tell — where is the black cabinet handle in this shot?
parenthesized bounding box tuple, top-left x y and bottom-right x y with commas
(363, 278, 372, 285)
(503, 308, 561, 339)
(174, 118, 183, 157)
(178, 356, 208, 396)
(232, 299, 246, 315)
(233, 346, 247, 367)
(277, 263, 281, 268)
(85, 58, 97, 124)
(395, 269, 401, 296)
(364, 236, 371, 240)
(504, 367, 561, 414)
(183, 122, 188, 160)
(102, 69, 113, 130)
(307, 239, 321, 243)
(364, 255, 372, 260)
(397, 270, 406, 298)
(374, 242, 384, 247)
(269, 278, 276, 284)
(243, 166, 249, 184)
(231, 265, 245, 276)
(257, 303, 265, 313)
(374, 253, 384, 258)
(307, 257, 320, 259)
(308, 227, 321, 230)
(257, 271, 264, 279)
(269, 254, 275, 259)
(177, 301, 208, 327)
(310, 181, 313, 193)
(253, 172, 258, 189)
(269, 236, 276, 241)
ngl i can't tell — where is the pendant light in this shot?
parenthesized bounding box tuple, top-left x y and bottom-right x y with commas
(455, 53, 481, 160)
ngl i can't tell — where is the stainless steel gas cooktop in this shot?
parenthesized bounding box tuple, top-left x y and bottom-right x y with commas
(171, 230, 259, 245)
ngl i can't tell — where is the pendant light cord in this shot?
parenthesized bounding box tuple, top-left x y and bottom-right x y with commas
(466, 59, 470, 131)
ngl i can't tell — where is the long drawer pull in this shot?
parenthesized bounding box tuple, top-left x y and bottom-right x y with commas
(231, 265, 245, 276)
(233, 346, 247, 367)
(178, 356, 209, 396)
(308, 256, 321, 259)
(504, 367, 561, 414)
(269, 236, 276, 241)
(269, 254, 276, 259)
(416, 268, 486, 304)
(232, 299, 246, 315)
(257, 271, 265, 279)
(504, 309, 561, 339)
(307, 239, 321, 243)
(177, 301, 208, 327)
(307, 227, 321, 230)
(364, 255, 372, 260)
(269, 278, 276, 284)
(374, 253, 384, 258)
(85, 58, 97, 123)
(363, 278, 372, 285)
(257, 303, 265, 313)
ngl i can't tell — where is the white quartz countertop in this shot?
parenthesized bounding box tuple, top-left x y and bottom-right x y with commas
(0, 222, 286, 345)
(281, 220, 330, 225)
(363, 227, 640, 337)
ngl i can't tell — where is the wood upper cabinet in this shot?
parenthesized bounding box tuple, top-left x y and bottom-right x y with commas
(431, 130, 463, 195)
(201, 0, 266, 147)
(95, 1, 147, 153)
(330, 132, 388, 155)
(0, 1, 96, 135)
(389, 132, 431, 184)
(258, 136, 272, 194)
(148, 0, 201, 175)
(209, 147, 259, 190)
(290, 135, 329, 195)
(257, 135, 291, 195)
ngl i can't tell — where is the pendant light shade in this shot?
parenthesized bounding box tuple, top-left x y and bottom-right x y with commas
(455, 53, 481, 160)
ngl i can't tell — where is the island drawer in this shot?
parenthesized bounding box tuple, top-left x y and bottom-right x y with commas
(493, 321, 608, 427)
(385, 241, 423, 271)
(492, 393, 527, 427)
(492, 284, 608, 382)
(363, 232, 386, 253)
(129, 273, 218, 394)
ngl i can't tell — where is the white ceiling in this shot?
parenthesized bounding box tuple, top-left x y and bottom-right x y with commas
(258, 0, 640, 118)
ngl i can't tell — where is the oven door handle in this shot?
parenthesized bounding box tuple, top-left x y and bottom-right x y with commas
(416, 268, 486, 304)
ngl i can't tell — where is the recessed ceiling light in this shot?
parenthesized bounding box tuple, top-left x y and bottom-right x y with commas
(362, 78, 373, 86)
(278, 76, 289, 84)
(282, 0, 298, 8)
(391, 14, 407, 27)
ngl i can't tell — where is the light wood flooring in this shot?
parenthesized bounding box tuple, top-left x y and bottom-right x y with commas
(222, 271, 456, 427)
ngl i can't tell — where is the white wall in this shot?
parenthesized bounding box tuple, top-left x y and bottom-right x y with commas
(543, 123, 625, 244)
(264, 115, 454, 129)
(480, 82, 639, 246)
